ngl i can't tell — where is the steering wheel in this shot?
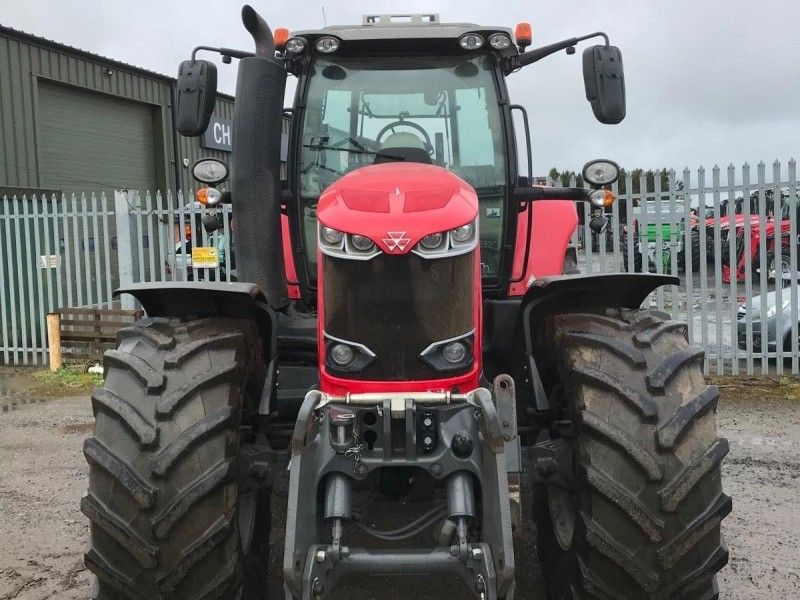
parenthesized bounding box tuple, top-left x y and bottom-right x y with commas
(376, 121, 434, 155)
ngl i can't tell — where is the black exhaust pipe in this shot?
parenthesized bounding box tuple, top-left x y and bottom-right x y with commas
(230, 5, 289, 309)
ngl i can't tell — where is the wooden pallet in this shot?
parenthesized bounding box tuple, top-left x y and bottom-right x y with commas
(48, 306, 143, 367)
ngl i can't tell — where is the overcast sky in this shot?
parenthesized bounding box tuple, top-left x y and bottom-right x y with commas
(4, 0, 799, 175)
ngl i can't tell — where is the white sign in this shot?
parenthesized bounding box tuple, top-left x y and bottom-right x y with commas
(202, 118, 233, 152)
(38, 255, 60, 269)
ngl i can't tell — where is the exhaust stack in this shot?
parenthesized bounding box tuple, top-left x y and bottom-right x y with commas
(230, 5, 289, 309)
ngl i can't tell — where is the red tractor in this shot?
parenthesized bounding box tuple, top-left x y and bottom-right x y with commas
(82, 7, 729, 600)
(722, 205, 799, 282)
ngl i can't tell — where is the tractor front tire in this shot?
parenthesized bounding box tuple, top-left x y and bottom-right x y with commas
(535, 309, 730, 599)
(82, 317, 269, 600)
(678, 231, 702, 273)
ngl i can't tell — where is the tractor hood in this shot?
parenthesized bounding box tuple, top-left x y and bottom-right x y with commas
(316, 163, 478, 255)
(711, 214, 764, 231)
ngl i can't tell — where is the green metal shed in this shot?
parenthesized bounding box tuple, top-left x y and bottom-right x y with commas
(0, 24, 235, 198)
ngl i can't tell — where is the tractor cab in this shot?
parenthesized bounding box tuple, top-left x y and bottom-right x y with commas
(282, 14, 622, 301)
(288, 18, 514, 292)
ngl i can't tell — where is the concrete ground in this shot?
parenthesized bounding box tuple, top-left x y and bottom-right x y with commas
(1, 371, 799, 599)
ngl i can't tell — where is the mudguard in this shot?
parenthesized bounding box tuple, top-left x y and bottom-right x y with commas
(114, 281, 277, 359)
(522, 273, 678, 314)
(515, 273, 678, 414)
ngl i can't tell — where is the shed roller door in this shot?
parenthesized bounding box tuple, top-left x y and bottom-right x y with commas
(38, 82, 159, 195)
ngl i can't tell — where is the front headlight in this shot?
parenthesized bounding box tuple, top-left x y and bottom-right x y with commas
(413, 220, 479, 258)
(420, 232, 445, 250)
(488, 33, 512, 50)
(321, 226, 344, 246)
(315, 36, 340, 53)
(458, 33, 484, 50)
(450, 223, 475, 244)
(766, 298, 791, 317)
(582, 159, 620, 186)
(349, 234, 375, 253)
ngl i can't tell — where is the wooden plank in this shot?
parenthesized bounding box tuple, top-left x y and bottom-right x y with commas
(59, 318, 134, 328)
(56, 307, 142, 317)
(60, 331, 118, 342)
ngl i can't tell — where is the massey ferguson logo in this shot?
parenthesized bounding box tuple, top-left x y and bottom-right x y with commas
(383, 231, 411, 252)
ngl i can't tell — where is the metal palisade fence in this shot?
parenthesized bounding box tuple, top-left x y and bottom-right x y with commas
(0, 159, 798, 374)
(573, 159, 799, 376)
(0, 190, 233, 365)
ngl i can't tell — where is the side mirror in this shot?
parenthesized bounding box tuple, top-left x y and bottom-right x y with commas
(582, 45, 625, 124)
(176, 60, 218, 136)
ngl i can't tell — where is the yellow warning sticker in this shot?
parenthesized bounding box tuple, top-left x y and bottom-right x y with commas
(191, 246, 219, 268)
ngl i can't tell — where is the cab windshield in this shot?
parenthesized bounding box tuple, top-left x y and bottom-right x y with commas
(298, 53, 507, 279)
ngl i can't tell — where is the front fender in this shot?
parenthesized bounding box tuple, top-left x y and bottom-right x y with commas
(114, 282, 276, 359)
(522, 273, 679, 314)
(515, 273, 678, 414)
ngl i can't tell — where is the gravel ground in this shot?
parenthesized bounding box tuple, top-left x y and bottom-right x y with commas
(1, 376, 799, 599)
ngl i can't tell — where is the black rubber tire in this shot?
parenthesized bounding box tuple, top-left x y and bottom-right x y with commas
(622, 248, 644, 273)
(535, 309, 731, 600)
(678, 231, 702, 273)
(82, 317, 269, 600)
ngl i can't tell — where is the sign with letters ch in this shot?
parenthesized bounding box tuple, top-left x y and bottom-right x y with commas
(202, 118, 233, 152)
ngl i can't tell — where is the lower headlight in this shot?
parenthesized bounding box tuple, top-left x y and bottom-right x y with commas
(442, 341, 467, 364)
(330, 343, 355, 366)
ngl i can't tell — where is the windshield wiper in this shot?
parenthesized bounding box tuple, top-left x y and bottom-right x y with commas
(303, 143, 405, 161)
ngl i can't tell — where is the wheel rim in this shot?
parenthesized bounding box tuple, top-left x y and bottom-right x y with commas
(782, 256, 793, 280)
(547, 486, 577, 551)
(768, 255, 793, 280)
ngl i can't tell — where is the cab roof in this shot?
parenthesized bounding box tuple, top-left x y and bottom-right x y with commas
(294, 13, 515, 48)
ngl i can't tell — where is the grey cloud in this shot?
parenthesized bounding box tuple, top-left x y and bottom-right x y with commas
(3, 0, 798, 172)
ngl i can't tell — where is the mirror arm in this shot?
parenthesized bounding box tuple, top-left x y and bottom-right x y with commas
(515, 31, 609, 68)
(191, 46, 253, 61)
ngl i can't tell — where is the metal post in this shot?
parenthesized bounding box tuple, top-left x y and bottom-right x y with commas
(712, 165, 723, 375)
(698, 166, 709, 373)
(773, 161, 784, 374)
(743, 163, 753, 375)
(682, 168, 694, 346)
(114, 190, 135, 309)
(727, 164, 738, 375)
(789, 160, 798, 374)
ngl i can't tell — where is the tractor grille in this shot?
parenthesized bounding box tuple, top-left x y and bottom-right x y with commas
(322, 252, 474, 380)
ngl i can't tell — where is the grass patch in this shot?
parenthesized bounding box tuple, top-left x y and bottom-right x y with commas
(32, 367, 103, 392)
(709, 374, 800, 402)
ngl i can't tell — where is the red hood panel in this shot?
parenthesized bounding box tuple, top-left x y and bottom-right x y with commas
(317, 163, 478, 255)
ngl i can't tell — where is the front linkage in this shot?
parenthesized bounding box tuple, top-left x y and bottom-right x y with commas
(283, 376, 518, 600)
